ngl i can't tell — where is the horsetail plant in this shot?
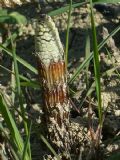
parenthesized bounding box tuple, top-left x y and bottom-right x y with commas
(0, 1, 120, 160)
(34, 12, 91, 159)
(35, 14, 71, 155)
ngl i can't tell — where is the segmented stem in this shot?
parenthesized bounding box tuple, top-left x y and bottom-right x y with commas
(35, 15, 70, 152)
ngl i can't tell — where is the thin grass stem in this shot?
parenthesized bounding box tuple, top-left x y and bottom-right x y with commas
(10, 33, 31, 160)
(90, 0, 102, 125)
(65, 0, 72, 69)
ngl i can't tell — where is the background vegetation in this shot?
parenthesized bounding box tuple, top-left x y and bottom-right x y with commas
(0, 0, 120, 159)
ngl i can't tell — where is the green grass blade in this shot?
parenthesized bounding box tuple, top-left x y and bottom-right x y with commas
(85, 32, 90, 89)
(3, 32, 18, 47)
(11, 62, 16, 105)
(48, 2, 87, 16)
(90, 0, 102, 125)
(20, 81, 40, 88)
(0, 93, 24, 158)
(69, 24, 120, 84)
(22, 122, 32, 160)
(93, 0, 120, 3)
(10, 36, 30, 159)
(10, 39, 21, 96)
(0, 43, 38, 74)
(48, 0, 119, 17)
(65, 0, 72, 68)
(40, 134, 61, 160)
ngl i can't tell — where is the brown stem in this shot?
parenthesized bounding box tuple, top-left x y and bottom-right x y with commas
(35, 15, 71, 154)
(35, 15, 89, 159)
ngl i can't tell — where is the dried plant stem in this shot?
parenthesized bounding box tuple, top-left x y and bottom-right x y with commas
(35, 15, 71, 154)
(35, 15, 89, 159)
